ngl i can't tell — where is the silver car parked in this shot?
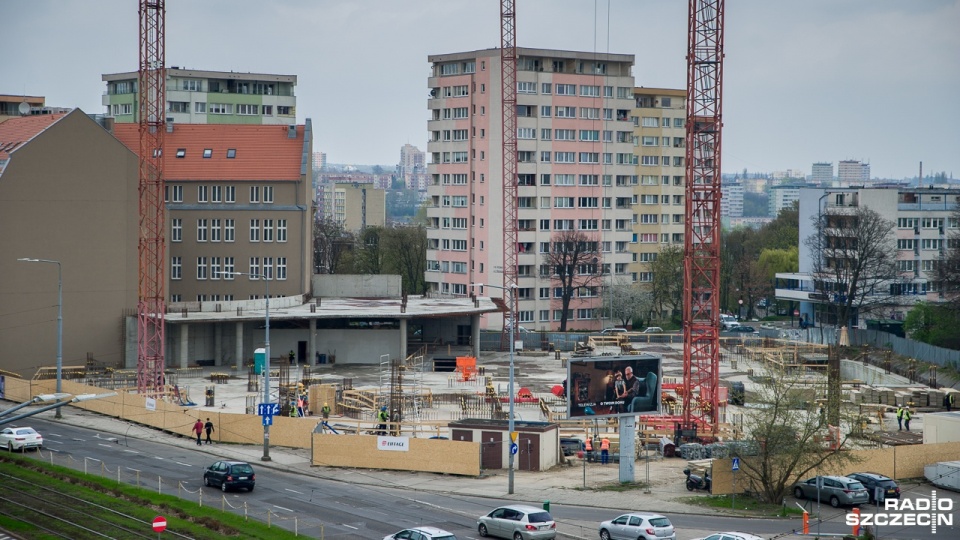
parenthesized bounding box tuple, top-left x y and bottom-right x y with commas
(793, 475, 869, 507)
(599, 512, 675, 540)
(478, 505, 556, 540)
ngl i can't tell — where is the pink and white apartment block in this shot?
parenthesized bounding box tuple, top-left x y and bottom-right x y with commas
(425, 48, 638, 331)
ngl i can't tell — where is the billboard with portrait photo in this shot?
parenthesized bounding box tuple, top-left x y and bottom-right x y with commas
(566, 354, 662, 419)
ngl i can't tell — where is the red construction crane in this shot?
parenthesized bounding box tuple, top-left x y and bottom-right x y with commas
(500, 0, 518, 347)
(682, 0, 725, 437)
(136, 0, 167, 396)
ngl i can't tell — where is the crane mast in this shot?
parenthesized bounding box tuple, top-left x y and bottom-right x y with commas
(682, 0, 725, 437)
(136, 0, 167, 396)
(500, 0, 519, 345)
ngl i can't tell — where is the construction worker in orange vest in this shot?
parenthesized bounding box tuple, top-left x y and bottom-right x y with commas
(600, 437, 611, 465)
(584, 436, 593, 460)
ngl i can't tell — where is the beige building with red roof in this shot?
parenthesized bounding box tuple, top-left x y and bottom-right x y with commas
(110, 121, 314, 305)
(1, 110, 141, 378)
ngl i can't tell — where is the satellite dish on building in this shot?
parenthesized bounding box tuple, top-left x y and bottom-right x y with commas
(18, 101, 30, 116)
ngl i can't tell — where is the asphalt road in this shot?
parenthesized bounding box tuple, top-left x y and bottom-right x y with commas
(12, 416, 957, 540)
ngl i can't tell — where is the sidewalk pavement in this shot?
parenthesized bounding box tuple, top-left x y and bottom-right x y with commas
(60, 406, 715, 517)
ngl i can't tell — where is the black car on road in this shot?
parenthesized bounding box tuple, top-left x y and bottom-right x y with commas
(203, 460, 255, 492)
(847, 472, 900, 502)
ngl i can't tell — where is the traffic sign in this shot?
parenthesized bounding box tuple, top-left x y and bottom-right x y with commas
(732, 457, 740, 471)
(510, 431, 519, 443)
(262, 415, 273, 426)
(152, 516, 167, 533)
(257, 403, 280, 416)
(510, 442, 518, 455)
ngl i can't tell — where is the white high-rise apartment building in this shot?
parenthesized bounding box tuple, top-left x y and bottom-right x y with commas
(812, 162, 834, 185)
(721, 182, 745, 218)
(425, 48, 638, 331)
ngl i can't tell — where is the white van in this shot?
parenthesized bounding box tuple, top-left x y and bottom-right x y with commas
(719, 314, 739, 330)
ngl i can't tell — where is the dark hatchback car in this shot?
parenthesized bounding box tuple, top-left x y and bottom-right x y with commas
(727, 325, 757, 334)
(847, 472, 900, 502)
(203, 460, 256, 492)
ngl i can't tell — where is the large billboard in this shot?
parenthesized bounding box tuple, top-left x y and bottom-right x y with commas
(566, 354, 662, 419)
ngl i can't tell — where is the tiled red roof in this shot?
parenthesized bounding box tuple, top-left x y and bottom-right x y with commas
(0, 113, 68, 161)
(111, 123, 304, 181)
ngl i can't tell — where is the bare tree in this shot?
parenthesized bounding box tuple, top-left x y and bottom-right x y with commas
(733, 366, 861, 504)
(543, 230, 603, 331)
(313, 218, 353, 274)
(930, 206, 960, 308)
(804, 205, 899, 329)
(649, 244, 684, 325)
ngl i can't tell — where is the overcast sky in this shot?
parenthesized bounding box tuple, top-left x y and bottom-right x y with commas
(4, 0, 958, 179)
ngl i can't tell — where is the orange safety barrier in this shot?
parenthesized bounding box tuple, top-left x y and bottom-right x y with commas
(803, 512, 809, 534)
(851, 507, 860, 536)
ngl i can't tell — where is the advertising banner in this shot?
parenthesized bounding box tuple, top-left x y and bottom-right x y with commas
(566, 354, 662, 419)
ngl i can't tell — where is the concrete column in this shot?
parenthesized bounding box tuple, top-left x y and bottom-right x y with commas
(619, 415, 636, 483)
(399, 319, 408, 360)
(235, 322, 244, 371)
(179, 324, 189, 369)
(471, 314, 481, 359)
(309, 319, 317, 366)
(214, 323, 222, 367)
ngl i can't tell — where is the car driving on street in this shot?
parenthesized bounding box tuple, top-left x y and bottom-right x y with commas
(203, 460, 256, 492)
(0, 427, 43, 452)
(477, 504, 556, 539)
(384, 526, 457, 540)
(599, 512, 675, 540)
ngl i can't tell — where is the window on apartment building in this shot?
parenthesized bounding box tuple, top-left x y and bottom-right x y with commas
(277, 257, 287, 280)
(224, 185, 235, 202)
(210, 185, 222, 202)
(250, 186, 260, 203)
(554, 197, 575, 209)
(641, 156, 660, 166)
(263, 186, 274, 203)
(171, 219, 182, 242)
(556, 83, 576, 95)
(578, 197, 598, 208)
(168, 101, 189, 113)
(517, 81, 536, 94)
(224, 219, 235, 242)
(208, 219, 220, 242)
(197, 257, 208, 280)
(578, 175, 598, 186)
(555, 152, 575, 163)
(517, 127, 535, 139)
(197, 219, 208, 241)
(171, 257, 182, 280)
(263, 219, 274, 242)
(210, 257, 221, 280)
(197, 185, 208, 202)
(556, 106, 576, 118)
(176, 148, 186, 158)
(263, 258, 274, 280)
(277, 106, 292, 115)
(250, 219, 260, 242)
(579, 130, 599, 141)
(579, 152, 599, 163)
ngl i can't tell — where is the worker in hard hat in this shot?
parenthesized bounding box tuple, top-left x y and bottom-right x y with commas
(321, 402, 331, 421)
(377, 406, 389, 435)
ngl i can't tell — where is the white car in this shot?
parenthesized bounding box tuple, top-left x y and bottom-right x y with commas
(1, 426, 43, 451)
(691, 533, 765, 540)
(600, 327, 628, 335)
(384, 526, 457, 540)
(599, 512, 675, 540)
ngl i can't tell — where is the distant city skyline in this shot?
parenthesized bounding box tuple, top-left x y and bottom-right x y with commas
(3, 0, 958, 179)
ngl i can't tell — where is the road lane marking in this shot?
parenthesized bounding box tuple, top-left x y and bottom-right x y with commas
(342, 524, 358, 530)
(273, 505, 293, 512)
(98, 443, 114, 448)
(285, 488, 304, 495)
(123, 449, 140, 454)
(175, 461, 192, 467)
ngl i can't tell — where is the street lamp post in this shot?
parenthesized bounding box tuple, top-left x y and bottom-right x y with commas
(18, 258, 63, 419)
(227, 270, 271, 461)
(472, 282, 517, 494)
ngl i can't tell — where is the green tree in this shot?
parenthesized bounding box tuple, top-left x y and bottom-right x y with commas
(382, 225, 428, 295)
(605, 280, 654, 328)
(649, 245, 684, 325)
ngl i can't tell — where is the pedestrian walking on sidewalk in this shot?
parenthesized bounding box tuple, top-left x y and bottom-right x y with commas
(600, 436, 610, 465)
(193, 419, 204, 446)
(204, 418, 215, 444)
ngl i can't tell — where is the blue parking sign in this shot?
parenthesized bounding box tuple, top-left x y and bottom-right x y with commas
(732, 457, 740, 471)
